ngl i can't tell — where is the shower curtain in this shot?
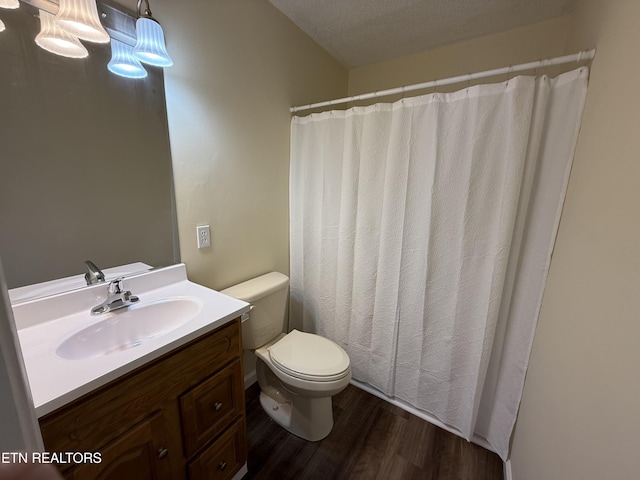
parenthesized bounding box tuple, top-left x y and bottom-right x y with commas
(289, 68, 588, 460)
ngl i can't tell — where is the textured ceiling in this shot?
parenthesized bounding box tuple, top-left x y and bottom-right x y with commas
(268, 0, 576, 69)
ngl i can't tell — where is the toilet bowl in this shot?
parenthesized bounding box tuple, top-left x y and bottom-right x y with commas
(221, 272, 351, 441)
(256, 330, 351, 441)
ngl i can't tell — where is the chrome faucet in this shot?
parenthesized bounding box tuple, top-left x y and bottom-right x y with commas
(91, 277, 140, 315)
(84, 260, 105, 286)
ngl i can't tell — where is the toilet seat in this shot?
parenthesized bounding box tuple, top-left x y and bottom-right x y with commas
(268, 330, 350, 382)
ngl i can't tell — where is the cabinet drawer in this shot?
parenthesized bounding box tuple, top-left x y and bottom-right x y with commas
(180, 359, 244, 458)
(187, 418, 247, 480)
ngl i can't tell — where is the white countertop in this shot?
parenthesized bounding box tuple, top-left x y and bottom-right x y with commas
(13, 264, 250, 417)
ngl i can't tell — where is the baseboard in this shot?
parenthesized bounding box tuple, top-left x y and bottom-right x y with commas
(351, 380, 467, 439)
(504, 459, 513, 480)
(244, 369, 257, 390)
(232, 463, 248, 480)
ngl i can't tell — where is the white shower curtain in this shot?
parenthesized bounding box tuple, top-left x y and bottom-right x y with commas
(289, 68, 588, 460)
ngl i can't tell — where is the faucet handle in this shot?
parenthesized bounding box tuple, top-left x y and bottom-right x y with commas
(108, 277, 125, 294)
(90, 277, 139, 315)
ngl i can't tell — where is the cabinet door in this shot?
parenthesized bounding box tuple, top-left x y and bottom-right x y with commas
(66, 412, 177, 480)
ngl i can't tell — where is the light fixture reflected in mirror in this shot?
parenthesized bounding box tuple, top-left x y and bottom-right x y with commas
(108, 38, 147, 79)
(133, 0, 172, 67)
(55, 0, 110, 43)
(15, 0, 171, 79)
(0, 0, 19, 9)
(0, 18, 5, 32)
(36, 10, 89, 58)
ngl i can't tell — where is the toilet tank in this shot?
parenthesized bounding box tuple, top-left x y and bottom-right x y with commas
(221, 272, 289, 349)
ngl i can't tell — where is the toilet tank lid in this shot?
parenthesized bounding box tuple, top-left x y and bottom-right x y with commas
(220, 272, 289, 303)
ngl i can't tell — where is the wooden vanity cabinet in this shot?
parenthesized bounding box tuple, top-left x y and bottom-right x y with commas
(39, 318, 247, 480)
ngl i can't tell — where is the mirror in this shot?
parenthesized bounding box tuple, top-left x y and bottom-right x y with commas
(0, 1, 178, 296)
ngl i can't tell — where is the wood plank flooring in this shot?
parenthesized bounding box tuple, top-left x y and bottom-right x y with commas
(243, 383, 503, 480)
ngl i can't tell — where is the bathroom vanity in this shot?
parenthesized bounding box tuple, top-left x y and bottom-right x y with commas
(40, 318, 245, 480)
(11, 264, 250, 480)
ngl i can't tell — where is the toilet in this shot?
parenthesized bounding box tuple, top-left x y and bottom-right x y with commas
(221, 272, 351, 441)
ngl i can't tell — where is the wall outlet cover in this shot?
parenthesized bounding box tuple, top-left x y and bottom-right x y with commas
(196, 225, 211, 249)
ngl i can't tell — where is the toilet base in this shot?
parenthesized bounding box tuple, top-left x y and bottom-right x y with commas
(259, 390, 334, 442)
(257, 360, 335, 442)
(259, 385, 293, 428)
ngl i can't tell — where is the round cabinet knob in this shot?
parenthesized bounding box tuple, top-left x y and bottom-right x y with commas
(158, 448, 169, 459)
(214, 402, 223, 411)
(218, 462, 227, 471)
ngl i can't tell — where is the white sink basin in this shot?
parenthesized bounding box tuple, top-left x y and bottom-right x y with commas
(14, 263, 251, 416)
(56, 297, 203, 360)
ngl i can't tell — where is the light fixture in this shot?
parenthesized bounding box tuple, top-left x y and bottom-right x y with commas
(0, 19, 5, 32)
(133, 0, 172, 67)
(0, 0, 19, 9)
(36, 10, 88, 59)
(13, 0, 169, 80)
(55, 0, 110, 43)
(108, 38, 147, 79)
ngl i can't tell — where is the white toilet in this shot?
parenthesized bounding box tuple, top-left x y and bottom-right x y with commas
(222, 272, 351, 441)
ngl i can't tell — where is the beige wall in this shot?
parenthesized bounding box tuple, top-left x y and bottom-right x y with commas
(510, 0, 640, 478)
(346, 6, 640, 478)
(153, 0, 347, 291)
(348, 15, 572, 96)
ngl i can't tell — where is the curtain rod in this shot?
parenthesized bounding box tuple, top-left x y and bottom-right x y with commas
(290, 49, 596, 113)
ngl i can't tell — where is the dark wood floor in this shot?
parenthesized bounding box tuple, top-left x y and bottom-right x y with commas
(243, 383, 503, 480)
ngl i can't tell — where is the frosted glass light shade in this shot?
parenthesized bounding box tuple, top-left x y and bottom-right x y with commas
(0, 19, 5, 32)
(133, 17, 173, 67)
(108, 39, 147, 79)
(0, 0, 19, 9)
(55, 0, 110, 43)
(36, 10, 88, 58)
